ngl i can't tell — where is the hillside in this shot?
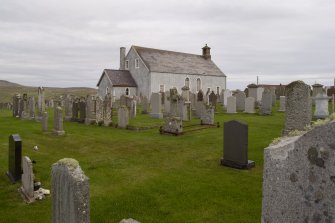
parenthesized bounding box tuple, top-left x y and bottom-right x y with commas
(0, 80, 97, 102)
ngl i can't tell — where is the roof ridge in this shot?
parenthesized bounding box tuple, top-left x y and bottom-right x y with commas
(132, 45, 202, 57)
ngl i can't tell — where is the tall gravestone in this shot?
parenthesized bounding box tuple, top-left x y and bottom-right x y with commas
(19, 156, 34, 202)
(163, 91, 171, 114)
(28, 96, 35, 120)
(195, 90, 205, 118)
(260, 89, 272, 115)
(235, 91, 246, 111)
(42, 111, 48, 132)
(201, 107, 214, 125)
(103, 94, 112, 126)
(283, 81, 312, 135)
(53, 107, 65, 136)
(247, 84, 259, 102)
(208, 91, 217, 108)
(12, 94, 21, 117)
(262, 120, 335, 223)
(313, 93, 330, 119)
(7, 134, 22, 182)
(244, 97, 255, 114)
(141, 96, 149, 114)
(52, 158, 90, 223)
(95, 96, 103, 125)
(78, 97, 86, 123)
(64, 95, 73, 121)
(150, 93, 163, 119)
(21, 93, 29, 119)
(72, 98, 79, 122)
(221, 120, 255, 169)
(85, 95, 96, 125)
(37, 87, 45, 119)
(278, 96, 286, 112)
(223, 89, 232, 107)
(118, 106, 129, 128)
(130, 99, 137, 118)
(226, 96, 236, 113)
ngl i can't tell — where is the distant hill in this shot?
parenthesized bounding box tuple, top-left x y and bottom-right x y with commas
(0, 80, 97, 102)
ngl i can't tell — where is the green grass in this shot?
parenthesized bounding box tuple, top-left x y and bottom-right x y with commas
(0, 102, 285, 223)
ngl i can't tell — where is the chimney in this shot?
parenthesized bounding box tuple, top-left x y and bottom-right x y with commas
(119, 47, 126, 70)
(202, 44, 211, 60)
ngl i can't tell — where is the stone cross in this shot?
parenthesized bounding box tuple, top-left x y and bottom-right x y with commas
(52, 158, 90, 223)
(221, 120, 255, 169)
(6, 134, 22, 183)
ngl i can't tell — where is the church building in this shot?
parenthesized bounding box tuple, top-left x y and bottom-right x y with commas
(97, 44, 227, 99)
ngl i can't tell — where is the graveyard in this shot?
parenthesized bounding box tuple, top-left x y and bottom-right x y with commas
(0, 101, 287, 222)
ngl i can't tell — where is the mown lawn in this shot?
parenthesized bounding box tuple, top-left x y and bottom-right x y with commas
(0, 103, 284, 223)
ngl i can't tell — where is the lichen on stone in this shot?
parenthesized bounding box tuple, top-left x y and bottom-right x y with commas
(56, 158, 79, 171)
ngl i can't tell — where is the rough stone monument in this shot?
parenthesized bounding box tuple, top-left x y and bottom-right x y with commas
(53, 106, 65, 136)
(260, 89, 272, 115)
(201, 107, 215, 125)
(262, 120, 335, 223)
(12, 94, 21, 117)
(221, 120, 255, 169)
(283, 80, 312, 135)
(52, 158, 90, 223)
(226, 96, 237, 113)
(118, 106, 129, 129)
(7, 134, 22, 183)
(244, 97, 255, 114)
(235, 91, 246, 111)
(161, 116, 183, 135)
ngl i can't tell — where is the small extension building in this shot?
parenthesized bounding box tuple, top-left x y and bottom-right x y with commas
(97, 44, 227, 99)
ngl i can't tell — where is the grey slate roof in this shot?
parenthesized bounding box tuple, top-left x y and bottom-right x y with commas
(133, 46, 226, 77)
(97, 69, 137, 87)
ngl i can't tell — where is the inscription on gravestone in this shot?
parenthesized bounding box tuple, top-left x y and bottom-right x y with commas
(221, 120, 255, 169)
(7, 134, 22, 182)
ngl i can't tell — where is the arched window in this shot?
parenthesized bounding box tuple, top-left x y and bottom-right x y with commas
(185, 77, 190, 88)
(196, 78, 201, 92)
(125, 88, 129, 95)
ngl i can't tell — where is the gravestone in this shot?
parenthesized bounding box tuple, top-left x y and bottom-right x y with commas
(52, 158, 90, 223)
(312, 83, 324, 97)
(208, 91, 217, 108)
(270, 88, 276, 106)
(28, 96, 35, 120)
(201, 107, 214, 125)
(85, 95, 96, 125)
(260, 89, 272, 115)
(262, 120, 335, 223)
(42, 111, 48, 132)
(278, 96, 286, 112)
(223, 89, 232, 107)
(53, 106, 65, 136)
(64, 95, 73, 121)
(244, 97, 255, 114)
(118, 106, 129, 129)
(12, 94, 21, 117)
(37, 87, 45, 119)
(103, 94, 112, 126)
(21, 93, 29, 119)
(19, 156, 34, 203)
(163, 91, 170, 114)
(283, 80, 312, 135)
(72, 98, 79, 122)
(235, 91, 246, 111)
(221, 120, 255, 169)
(119, 218, 141, 223)
(95, 96, 103, 125)
(150, 93, 163, 119)
(313, 93, 330, 119)
(197, 90, 204, 102)
(181, 86, 190, 102)
(161, 117, 183, 135)
(7, 134, 22, 182)
(78, 97, 86, 123)
(141, 97, 149, 114)
(247, 84, 259, 102)
(226, 96, 236, 113)
(130, 99, 136, 118)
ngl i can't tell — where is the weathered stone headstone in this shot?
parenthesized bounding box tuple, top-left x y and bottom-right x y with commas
(118, 106, 129, 129)
(78, 97, 86, 123)
(247, 84, 259, 102)
(141, 96, 149, 114)
(21, 93, 29, 119)
(244, 97, 255, 114)
(181, 86, 190, 101)
(163, 91, 170, 114)
(221, 120, 255, 169)
(19, 156, 34, 202)
(235, 91, 246, 111)
(208, 91, 217, 108)
(278, 96, 286, 112)
(313, 93, 330, 119)
(197, 90, 204, 102)
(72, 98, 79, 122)
(7, 134, 22, 182)
(262, 120, 335, 223)
(150, 93, 163, 119)
(226, 96, 236, 113)
(42, 111, 48, 132)
(95, 96, 103, 125)
(28, 96, 35, 120)
(223, 89, 232, 107)
(195, 101, 206, 118)
(161, 116, 182, 135)
(312, 83, 324, 97)
(259, 89, 272, 115)
(64, 95, 73, 121)
(270, 88, 276, 106)
(130, 99, 136, 118)
(12, 94, 21, 117)
(37, 87, 45, 119)
(85, 95, 96, 125)
(201, 107, 214, 125)
(119, 218, 141, 223)
(103, 94, 112, 126)
(52, 158, 89, 223)
(283, 80, 312, 135)
(53, 106, 65, 136)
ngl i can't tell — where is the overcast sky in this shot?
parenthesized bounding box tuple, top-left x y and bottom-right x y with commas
(0, 0, 334, 90)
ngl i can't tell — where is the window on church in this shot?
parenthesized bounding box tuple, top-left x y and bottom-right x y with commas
(135, 59, 139, 68)
(126, 88, 129, 95)
(185, 77, 190, 87)
(196, 78, 201, 91)
(159, 85, 165, 92)
(125, 60, 129, 69)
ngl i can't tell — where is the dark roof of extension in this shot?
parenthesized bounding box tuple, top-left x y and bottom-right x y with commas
(97, 69, 137, 87)
(132, 46, 226, 77)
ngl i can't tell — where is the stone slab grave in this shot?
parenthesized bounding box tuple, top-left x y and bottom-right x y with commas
(313, 93, 330, 119)
(42, 111, 48, 132)
(53, 106, 65, 136)
(160, 116, 183, 135)
(221, 120, 255, 169)
(141, 96, 149, 114)
(118, 106, 129, 129)
(7, 134, 22, 183)
(278, 96, 285, 112)
(150, 92, 163, 119)
(226, 96, 236, 113)
(262, 119, 335, 223)
(201, 107, 215, 125)
(52, 158, 89, 223)
(259, 89, 272, 115)
(283, 80, 312, 135)
(244, 97, 255, 114)
(235, 91, 246, 111)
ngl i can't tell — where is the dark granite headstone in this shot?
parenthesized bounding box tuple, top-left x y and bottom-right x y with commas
(6, 134, 22, 182)
(197, 90, 204, 102)
(209, 91, 217, 107)
(221, 120, 255, 169)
